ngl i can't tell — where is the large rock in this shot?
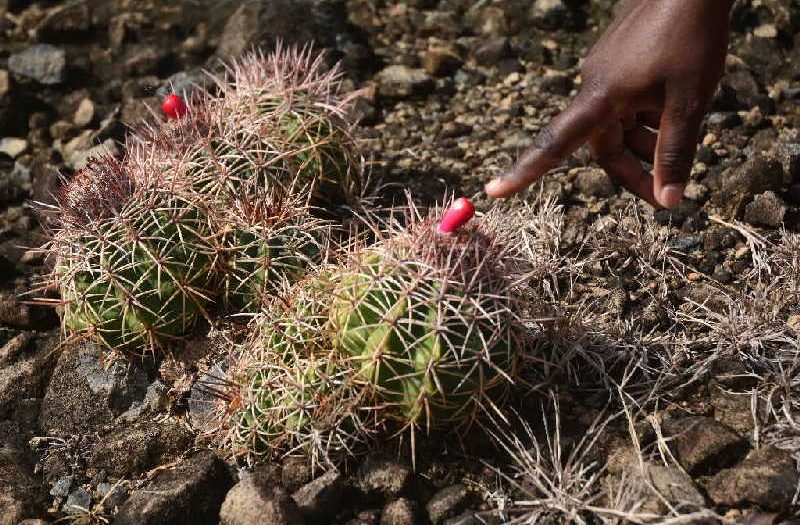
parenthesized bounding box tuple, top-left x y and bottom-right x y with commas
(0, 333, 60, 422)
(0, 423, 46, 525)
(37, 2, 91, 40)
(292, 470, 346, 521)
(707, 446, 799, 512)
(8, 44, 66, 85)
(381, 498, 420, 525)
(219, 468, 304, 525)
(215, 0, 375, 76)
(113, 451, 234, 525)
(357, 456, 413, 498)
(426, 485, 471, 525)
(719, 154, 784, 213)
(89, 420, 194, 478)
(40, 341, 149, 435)
(662, 416, 749, 476)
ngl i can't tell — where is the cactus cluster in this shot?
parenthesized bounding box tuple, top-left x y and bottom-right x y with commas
(217, 204, 532, 464)
(41, 45, 533, 466)
(41, 46, 359, 355)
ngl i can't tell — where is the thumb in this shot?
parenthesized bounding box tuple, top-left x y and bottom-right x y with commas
(654, 94, 705, 209)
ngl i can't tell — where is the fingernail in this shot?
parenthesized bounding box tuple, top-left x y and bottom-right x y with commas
(658, 184, 685, 208)
(484, 179, 503, 197)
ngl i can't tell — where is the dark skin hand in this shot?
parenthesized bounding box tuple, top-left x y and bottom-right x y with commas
(485, 0, 734, 209)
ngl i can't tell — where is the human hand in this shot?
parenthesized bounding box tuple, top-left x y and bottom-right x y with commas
(485, 0, 733, 208)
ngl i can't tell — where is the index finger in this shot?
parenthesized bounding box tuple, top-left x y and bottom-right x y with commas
(485, 89, 614, 198)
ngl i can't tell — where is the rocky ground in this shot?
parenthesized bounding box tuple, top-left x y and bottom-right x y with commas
(2, 0, 800, 524)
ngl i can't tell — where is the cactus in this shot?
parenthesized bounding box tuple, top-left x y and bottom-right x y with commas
(217, 279, 370, 466)
(218, 192, 330, 312)
(202, 46, 362, 206)
(328, 203, 529, 436)
(47, 158, 217, 353)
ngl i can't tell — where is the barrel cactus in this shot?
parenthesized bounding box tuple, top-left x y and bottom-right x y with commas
(218, 192, 330, 313)
(217, 278, 370, 466)
(329, 203, 529, 436)
(46, 158, 217, 353)
(206, 46, 363, 206)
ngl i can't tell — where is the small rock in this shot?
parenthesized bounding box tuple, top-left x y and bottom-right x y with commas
(721, 69, 762, 109)
(73, 98, 95, 127)
(720, 154, 783, 209)
(0, 70, 8, 98)
(114, 452, 234, 525)
(348, 509, 381, 525)
(639, 462, 705, 514)
(50, 475, 73, 497)
(683, 180, 709, 201)
(707, 446, 799, 512)
(375, 66, 435, 99)
(706, 112, 740, 129)
(530, 0, 584, 30)
(292, 470, 345, 521)
(753, 23, 778, 39)
(662, 416, 749, 476)
(123, 46, 165, 76)
(1, 424, 47, 524)
(421, 47, 462, 77)
(381, 498, 419, 525)
(443, 512, 480, 525)
(8, 44, 66, 85)
(64, 487, 92, 513)
(220, 468, 304, 525)
(0, 161, 31, 204)
(575, 168, 616, 198)
(743, 191, 786, 227)
(96, 482, 128, 513)
(501, 132, 533, 151)
(426, 485, 470, 525)
(472, 37, 511, 66)
(0, 138, 27, 158)
(358, 456, 413, 498)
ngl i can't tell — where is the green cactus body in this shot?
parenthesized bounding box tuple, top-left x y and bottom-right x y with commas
(55, 175, 216, 353)
(223, 285, 367, 465)
(331, 241, 519, 432)
(221, 221, 322, 313)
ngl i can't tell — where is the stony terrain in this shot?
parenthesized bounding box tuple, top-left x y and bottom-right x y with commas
(2, 0, 800, 524)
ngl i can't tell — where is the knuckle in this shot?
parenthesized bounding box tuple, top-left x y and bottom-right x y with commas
(657, 149, 693, 175)
(669, 96, 704, 120)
